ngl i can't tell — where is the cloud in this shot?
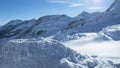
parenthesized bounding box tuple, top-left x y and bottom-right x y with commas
(48, 0, 105, 11)
(89, 6, 103, 10)
(87, 0, 104, 11)
(69, 3, 85, 7)
(90, 0, 103, 7)
(92, 0, 103, 3)
(50, 0, 67, 3)
(90, 0, 103, 6)
(49, 0, 85, 7)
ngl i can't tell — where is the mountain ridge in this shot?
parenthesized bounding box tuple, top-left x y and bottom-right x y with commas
(0, 0, 120, 39)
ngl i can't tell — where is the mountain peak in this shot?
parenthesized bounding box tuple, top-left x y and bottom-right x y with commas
(106, 0, 120, 12)
(37, 14, 70, 21)
(6, 19, 23, 26)
(75, 11, 89, 19)
(81, 11, 89, 16)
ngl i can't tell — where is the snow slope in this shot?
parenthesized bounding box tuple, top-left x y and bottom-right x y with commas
(62, 24, 120, 63)
(106, 0, 120, 13)
(95, 24, 120, 41)
(19, 15, 73, 38)
(0, 19, 35, 39)
(63, 39, 120, 58)
(5, 19, 23, 26)
(0, 38, 118, 68)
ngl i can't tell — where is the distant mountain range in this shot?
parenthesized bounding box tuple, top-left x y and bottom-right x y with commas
(0, 0, 120, 40)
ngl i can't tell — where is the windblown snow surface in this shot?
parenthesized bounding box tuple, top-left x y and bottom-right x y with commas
(62, 24, 120, 63)
(62, 37, 120, 63)
(1, 38, 119, 68)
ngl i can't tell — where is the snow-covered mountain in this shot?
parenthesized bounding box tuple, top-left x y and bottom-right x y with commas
(0, 1, 119, 35)
(18, 15, 73, 38)
(95, 24, 120, 41)
(0, 15, 74, 39)
(0, 38, 119, 68)
(0, 19, 35, 38)
(0, 0, 120, 68)
(0, 0, 120, 39)
(53, 24, 120, 41)
(106, 0, 120, 13)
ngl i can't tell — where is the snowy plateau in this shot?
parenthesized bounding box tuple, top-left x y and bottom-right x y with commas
(0, 0, 120, 68)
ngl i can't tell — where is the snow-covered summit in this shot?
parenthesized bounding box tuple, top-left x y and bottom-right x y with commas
(75, 11, 89, 19)
(106, 0, 120, 17)
(0, 19, 36, 39)
(37, 14, 71, 22)
(106, 0, 120, 12)
(0, 19, 23, 31)
(6, 19, 23, 26)
(16, 14, 73, 38)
